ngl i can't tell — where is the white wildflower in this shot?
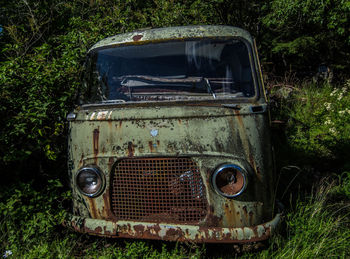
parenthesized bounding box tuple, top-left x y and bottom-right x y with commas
(330, 88, 338, 96)
(329, 127, 337, 135)
(324, 102, 332, 111)
(324, 118, 332, 125)
(339, 109, 350, 116)
(3, 250, 12, 258)
(337, 92, 343, 101)
(341, 86, 348, 93)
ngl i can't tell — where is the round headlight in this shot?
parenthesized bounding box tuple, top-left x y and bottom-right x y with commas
(212, 164, 247, 198)
(76, 166, 105, 197)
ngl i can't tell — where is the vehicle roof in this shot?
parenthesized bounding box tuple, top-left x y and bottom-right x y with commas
(89, 25, 253, 52)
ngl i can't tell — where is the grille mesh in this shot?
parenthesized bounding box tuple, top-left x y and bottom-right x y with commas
(111, 157, 207, 223)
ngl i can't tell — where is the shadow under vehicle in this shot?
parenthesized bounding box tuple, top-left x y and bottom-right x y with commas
(64, 25, 281, 243)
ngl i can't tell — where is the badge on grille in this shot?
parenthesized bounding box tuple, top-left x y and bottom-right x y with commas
(150, 129, 158, 137)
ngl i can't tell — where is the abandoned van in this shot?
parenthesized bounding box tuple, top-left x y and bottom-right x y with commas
(65, 25, 281, 243)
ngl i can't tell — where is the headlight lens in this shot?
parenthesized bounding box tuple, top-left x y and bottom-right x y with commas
(76, 166, 105, 197)
(212, 164, 247, 198)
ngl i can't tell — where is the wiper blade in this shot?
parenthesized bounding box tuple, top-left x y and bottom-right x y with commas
(102, 99, 126, 104)
(119, 75, 203, 84)
(204, 78, 216, 99)
(119, 75, 216, 98)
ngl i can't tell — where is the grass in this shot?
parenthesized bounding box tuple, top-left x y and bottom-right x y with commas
(246, 179, 350, 258)
(1, 81, 350, 258)
(1, 176, 349, 258)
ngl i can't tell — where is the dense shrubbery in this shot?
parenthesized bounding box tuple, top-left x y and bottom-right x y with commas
(270, 80, 350, 169)
(286, 81, 350, 163)
(262, 0, 350, 73)
(0, 180, 70, 257)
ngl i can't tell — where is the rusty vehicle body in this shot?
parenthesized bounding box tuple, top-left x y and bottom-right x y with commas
(65, 25, 281, 243)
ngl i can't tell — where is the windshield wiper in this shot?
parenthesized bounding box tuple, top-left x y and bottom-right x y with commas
(120, 75, 202, 84)
(204, 78, 216, 99)
(119, 75, 216, 98)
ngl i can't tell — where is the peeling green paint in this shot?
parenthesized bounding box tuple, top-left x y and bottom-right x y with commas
(66, 25, 280, 243)
(89, 25, 253, 52)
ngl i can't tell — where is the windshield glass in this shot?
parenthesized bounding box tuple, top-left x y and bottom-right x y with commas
(82, 38, 256, 104)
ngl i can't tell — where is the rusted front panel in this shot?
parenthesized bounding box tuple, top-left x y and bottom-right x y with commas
(111, 157, 207, 223)
(65, 212, 281, 243)
(68, 104, 275, 229)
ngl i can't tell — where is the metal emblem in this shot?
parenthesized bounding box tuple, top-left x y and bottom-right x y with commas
(150, 129, 158, 137)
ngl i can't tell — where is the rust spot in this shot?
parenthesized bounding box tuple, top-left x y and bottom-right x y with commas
(223, 201, 239, 227)
(234, 110, 244, 127)
(133, 224, 145, 233)
(87, 198, 98, 218)
(102, 189, 115, 219)
(79, 153, 84, 167)
(114, 121, 123, 130)
(103, 226, 113, 235)
(256, 167, 263, 181)
(242, 206, 248, 218)
(249, 211, 254, 226)
(166, 228, 182, 239)
(133, 34, 143, 41)
(108, 157, 115, 171)
(127, 142, 134, 157)
(93, 128, 99, 161)
(249, 153, 257, 172)
(94, 226, 102, 233)
(205, 211, 222, 227)
(148, 141, 154, 152)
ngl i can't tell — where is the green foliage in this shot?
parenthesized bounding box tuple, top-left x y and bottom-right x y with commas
(262, 0, 350, 72)
(243, 178, 350, 258)
(337, 171, 350, 198)
(0, 179, 70, 256)
(81, 241, 203, 259)
(284, 81, 350, 162)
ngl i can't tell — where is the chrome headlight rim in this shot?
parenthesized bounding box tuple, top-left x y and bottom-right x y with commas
(75, 166, 105, 198)
(212, 163, 248, 198)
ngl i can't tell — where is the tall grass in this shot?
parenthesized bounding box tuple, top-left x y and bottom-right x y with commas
(248, 178, 350, 258)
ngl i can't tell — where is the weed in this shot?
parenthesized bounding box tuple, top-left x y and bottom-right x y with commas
(242, 177, 350, 258)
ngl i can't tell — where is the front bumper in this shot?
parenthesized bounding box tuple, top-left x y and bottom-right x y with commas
(64, 213, 281, 243)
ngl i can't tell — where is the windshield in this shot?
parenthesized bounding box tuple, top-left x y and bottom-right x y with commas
(81, 38, 256, 104)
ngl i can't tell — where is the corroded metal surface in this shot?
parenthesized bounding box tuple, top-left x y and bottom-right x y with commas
(111, 157, 207, 223)
(89, 25, 253, 52)
(67, 25, 278, 243)
(65, 212, 281, 243)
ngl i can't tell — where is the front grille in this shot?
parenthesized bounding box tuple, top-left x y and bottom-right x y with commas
(111, 157, 207, 223)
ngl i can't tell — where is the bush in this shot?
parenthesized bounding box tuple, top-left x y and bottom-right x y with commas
(284, 81, 350, 165)
(0, 180, 70, 257)
(241, 176, 350, 259)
